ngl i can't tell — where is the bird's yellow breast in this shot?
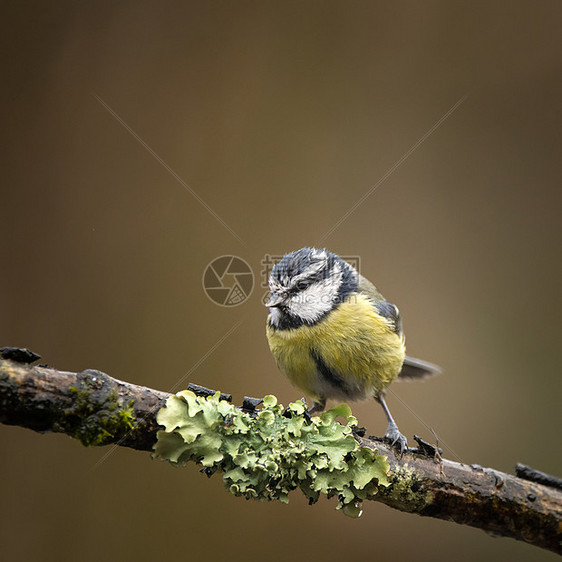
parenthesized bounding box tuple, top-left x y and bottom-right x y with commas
(266, 293, 406, 402)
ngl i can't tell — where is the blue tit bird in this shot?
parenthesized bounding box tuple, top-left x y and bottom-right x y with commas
(265, 247, 440, 454)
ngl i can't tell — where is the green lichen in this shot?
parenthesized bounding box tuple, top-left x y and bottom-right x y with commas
(381, 465, 433, 512)
(67, 386, 135, 447)
(153, 391, 390, 517)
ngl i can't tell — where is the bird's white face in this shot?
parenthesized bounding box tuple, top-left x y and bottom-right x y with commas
(267, 248, 356, 328)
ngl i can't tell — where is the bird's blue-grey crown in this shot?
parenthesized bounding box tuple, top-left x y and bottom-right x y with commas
(266, 247, 358, 329)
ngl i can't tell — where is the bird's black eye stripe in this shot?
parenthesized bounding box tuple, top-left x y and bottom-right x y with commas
(291, 266, 331, 290)
(293, 279, 311, 291)
(285, 274, 318, 294)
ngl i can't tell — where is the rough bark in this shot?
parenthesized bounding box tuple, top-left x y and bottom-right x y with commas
(0, 357, 560, 554)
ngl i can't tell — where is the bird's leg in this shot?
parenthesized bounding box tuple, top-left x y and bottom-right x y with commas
(375, 393, 408, 455)
(307, 397, 326, 415)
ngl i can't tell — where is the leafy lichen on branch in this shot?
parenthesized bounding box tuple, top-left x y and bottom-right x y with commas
(152, 391, 390, 517)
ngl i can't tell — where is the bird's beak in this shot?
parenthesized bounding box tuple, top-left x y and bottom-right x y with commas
(265, 293, 285, 308)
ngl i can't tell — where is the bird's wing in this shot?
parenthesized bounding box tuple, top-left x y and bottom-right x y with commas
(357, 274, 402, 336)
(357, 275, 441, 380)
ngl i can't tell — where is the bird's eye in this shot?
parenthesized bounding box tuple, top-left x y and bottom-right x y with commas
(294, 279, 310, 291)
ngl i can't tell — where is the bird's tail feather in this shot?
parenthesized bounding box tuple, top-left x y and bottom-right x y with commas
(398, 356, 441, 380)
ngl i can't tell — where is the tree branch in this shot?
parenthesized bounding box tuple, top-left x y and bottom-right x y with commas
(0, 356, 560, 554)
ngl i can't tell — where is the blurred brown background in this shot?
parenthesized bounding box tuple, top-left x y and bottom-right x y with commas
(1, 2, 561, 561)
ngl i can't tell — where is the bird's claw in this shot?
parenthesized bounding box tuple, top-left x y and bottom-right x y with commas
(384, 427, 408, 456)
(306, 398, 326, 416)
